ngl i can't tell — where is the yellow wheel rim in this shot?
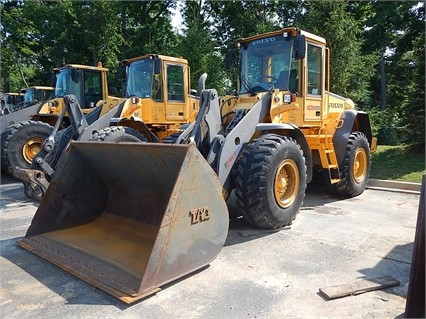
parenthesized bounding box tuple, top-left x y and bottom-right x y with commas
(22, 137, 44, 164)
(353, 148, 367, 183)
(274, 159, 300, 208)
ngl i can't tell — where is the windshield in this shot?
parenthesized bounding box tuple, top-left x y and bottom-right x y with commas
(55, 68, 82, 98)
(125, 59, 155, 98)
(23, 89, 34, 102)
(240, 35, 295, 94)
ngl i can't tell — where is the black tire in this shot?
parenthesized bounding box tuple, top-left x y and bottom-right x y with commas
(235, 134, 307, 229)
(331, 131, 371, 198)
(90, 126, 148, 142)
(1, 120, 53, 171)
(162, 132, 182, 144)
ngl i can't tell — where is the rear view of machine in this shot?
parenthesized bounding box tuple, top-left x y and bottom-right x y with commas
(18, 28, 377, 302)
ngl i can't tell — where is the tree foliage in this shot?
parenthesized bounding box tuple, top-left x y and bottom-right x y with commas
(1, 0, 423, 146)
(298, 0, 377, 108)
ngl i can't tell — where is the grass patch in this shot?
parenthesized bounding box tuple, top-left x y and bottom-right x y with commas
(370, 144, 425, 183)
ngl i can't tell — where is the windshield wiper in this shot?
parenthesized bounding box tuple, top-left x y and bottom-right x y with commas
(239, 74, 256, 96)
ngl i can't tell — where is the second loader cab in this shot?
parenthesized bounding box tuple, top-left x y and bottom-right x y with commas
(119, 54, 199, 141)
(48, 64, 105, 111)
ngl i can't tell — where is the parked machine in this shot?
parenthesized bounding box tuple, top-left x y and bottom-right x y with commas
(14, 86, 55, 111)
(18, 28, 377, 303)
(12, 54, 200, 200)
(1, 63, 123, 172)
(0, 92, 24, 115)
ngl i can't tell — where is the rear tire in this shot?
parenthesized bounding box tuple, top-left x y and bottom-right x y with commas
(90, 126, 148, 142)
(235, 134, 307, 229)
(1, 120, 53, 171)
(162, 132, 182, 144)
(331, 131, 370, 197)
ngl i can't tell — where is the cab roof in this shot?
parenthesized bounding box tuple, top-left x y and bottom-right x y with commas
(121, 54, 189, 66)
(54, 64, 109, 72)
(234, 27, 326, 46)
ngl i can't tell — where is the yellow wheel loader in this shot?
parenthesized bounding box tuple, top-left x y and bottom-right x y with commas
(0, 64, 123, 172)
(18, 28, 377, 303)
(15, 85, 55, 111)
(11, 54, 200, 200)
(1, 92, 24, 114)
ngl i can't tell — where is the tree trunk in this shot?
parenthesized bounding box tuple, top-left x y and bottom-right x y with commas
(379, 38, 387, 110)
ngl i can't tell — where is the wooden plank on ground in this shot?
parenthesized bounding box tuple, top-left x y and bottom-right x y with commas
(319, 276, 400, 300)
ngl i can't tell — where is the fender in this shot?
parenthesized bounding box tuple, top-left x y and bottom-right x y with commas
(111, 116, 159, 143)
(333, 110, 374, 165)
(255, 123, 313, 183)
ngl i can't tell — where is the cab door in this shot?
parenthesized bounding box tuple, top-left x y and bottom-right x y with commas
(165, 63, 187, 122)
(303, 43, 324, 123)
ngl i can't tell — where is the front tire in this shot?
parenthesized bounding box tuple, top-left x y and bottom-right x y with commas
(235, 134, 307, 229)
(332, 131, 370, 197)
(1, 120, 53, 171)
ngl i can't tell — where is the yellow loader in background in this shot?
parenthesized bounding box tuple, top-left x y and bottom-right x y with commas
(11, 54, 200, 200)
(15, 86, 55, 112)
(1, 85, 54, 115)
(0, 92, 24, 115)
(1, 63, 123, 172)
(18, 28, 377, 303)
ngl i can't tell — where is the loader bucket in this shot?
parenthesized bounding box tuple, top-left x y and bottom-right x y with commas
(17, 141, 229, 303)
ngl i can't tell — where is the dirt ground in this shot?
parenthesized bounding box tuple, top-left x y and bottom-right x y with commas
(0, 173, 421, 319)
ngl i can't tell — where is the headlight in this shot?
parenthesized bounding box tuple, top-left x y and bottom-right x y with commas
(131, 97, 139, 104)
(283, 93, 296, 103)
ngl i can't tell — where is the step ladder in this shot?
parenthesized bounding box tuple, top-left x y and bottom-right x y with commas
(307, 112, 342, 184)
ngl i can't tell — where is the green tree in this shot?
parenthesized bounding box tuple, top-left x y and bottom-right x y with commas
(115, 0, 177, 60)
(298, 0, 376, 108)
(205, 0, 293, 93)
(359, 1, 415, 111)
(392, 3, 425, 146)
(1, 1, 39, 91)
(176, 0, 226, 94)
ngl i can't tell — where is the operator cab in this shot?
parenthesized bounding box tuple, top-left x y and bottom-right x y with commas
(232, 29, 306, 96)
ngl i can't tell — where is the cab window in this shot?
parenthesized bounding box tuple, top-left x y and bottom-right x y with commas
(167, 65, 184, 102)
(307, 44, 322, 96)
(84, 71, 102, 107)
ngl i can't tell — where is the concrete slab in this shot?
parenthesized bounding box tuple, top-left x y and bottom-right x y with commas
(368, 179, 422, 194)
(0, 174, 421, 319)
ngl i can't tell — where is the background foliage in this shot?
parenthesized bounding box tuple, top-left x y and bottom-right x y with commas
(1, 0, 424, 148)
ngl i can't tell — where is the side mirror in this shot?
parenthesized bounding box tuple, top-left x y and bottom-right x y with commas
(71, 68, 80, 83)
(225, 45, 233, 70)
(114, 64, 126, 83)
(154, 58, 162, 75)
(294, 35, 306, 60)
